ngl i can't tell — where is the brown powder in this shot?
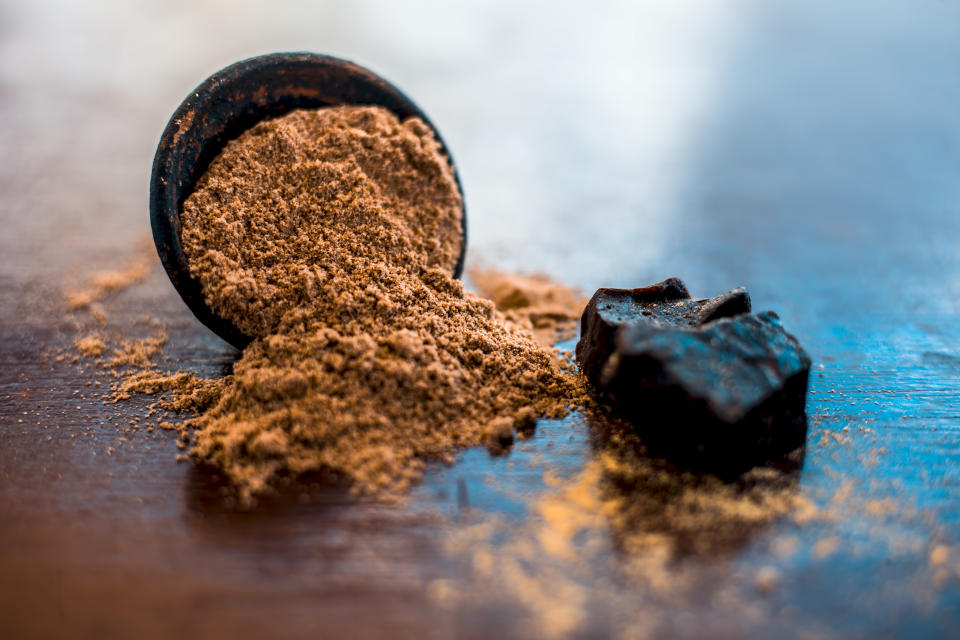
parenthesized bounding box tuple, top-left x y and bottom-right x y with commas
(65, 244, 152, 311)
(75, 333, 107, 357)
(175, 105, 585, 502)
(588, 420, 806, 558)
(113, 370, 228, 413)
(470, 270, 587, 347)
(181, 106, 463, 338)
(438, 441, 806, 638)
(105, 329, 167, 369)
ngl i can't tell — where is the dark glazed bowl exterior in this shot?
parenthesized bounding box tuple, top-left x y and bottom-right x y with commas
(150, 52, 467, 349)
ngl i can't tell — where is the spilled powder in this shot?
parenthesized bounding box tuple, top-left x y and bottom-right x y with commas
(585, 420, 809, 558)
(104, 329, 168, 369)
(432, 414, 942, 639)
(114, 370, 227, 413)
(64, 242, 152, 311)
(469, 270, 587, 347)
(65, 241, 164, 367)
(75, 333, 107, 357)
(166, 105, 586, 501)
(435, 431, 810, 638)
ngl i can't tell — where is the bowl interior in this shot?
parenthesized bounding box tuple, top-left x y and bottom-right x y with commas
(150, 52, 467, 349)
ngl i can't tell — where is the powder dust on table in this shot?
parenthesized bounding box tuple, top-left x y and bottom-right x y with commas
(75, 333, 107, 358)
(64, 239, 153, 311)
(167, 105, 586, 502)
(469, 270, 587, 347)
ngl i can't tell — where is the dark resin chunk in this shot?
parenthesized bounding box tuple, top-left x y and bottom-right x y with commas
(576, 279, 810, 473)
(696, 286, 751, 325)
(575, 278, 750, 384)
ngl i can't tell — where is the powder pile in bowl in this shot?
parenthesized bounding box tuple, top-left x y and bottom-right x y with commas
(177, 105, 583, 502)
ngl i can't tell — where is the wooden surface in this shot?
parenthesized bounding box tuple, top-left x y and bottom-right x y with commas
(2, 1, 959, 638)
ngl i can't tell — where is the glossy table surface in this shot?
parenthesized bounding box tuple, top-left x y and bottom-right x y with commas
(1, 1, 958, 638)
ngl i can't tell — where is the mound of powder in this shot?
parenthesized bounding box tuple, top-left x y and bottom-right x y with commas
(182, 106, 464, 338)
(178, 106, 584, 502)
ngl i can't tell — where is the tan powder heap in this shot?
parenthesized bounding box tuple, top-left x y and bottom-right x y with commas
(177, 106, 584, 502)
(470, 270, 587, 347)
(182, 106, 464, 338)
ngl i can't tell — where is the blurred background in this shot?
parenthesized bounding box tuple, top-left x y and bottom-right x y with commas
(1, 1, 959, 638)
(2, 0, 958, 298)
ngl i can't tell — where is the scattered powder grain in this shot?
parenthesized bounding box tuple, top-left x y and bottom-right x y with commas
(929, 544, 951, 567)
(89, 303, 108, 325)
(470, 270, 587, 347)
(75, 333, 107, 358)
(65, 243, 152, 310)
(813, 537, 840, 558)
(439, 438, 805, 638)
(175, 105, 585, 501)
(435, 412, 954, 638)
(590, 422, 806, 558)
(114, 370, 228, 413)
(105, 329, 168, 369)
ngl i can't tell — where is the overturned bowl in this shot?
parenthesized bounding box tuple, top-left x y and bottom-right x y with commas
(150, 52, 467, 349)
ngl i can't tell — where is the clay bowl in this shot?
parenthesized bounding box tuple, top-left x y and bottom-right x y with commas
(150, 52, 467, 350)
